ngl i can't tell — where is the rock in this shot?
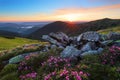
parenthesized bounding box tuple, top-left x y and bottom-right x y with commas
(100, 34, 108, 41)
(77, 34, 83, 42)
(81, 42, 96, 52)
(107, 32, 120, 40)
(113, 42, 120, 47)
(97, 48, 104, 53)
(42, 35, 58, 44)
(100, 40, 113, 46)
(9, 52, 40, 64)
(77, 31, 100, 42)
(49, 32, 69, 44)
(70, 36, 78, 44)
(60, 46, 81, 58)
(42, 35, 63, 46)
(81, 48, 104, 56)
(58, 46, 65, 49)
(50, 45, 57, 49)
(9, 55, 24, 64)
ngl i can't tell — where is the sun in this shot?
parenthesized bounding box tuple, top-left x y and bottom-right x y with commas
(57, 14, 81, 22)
(63, 14, 80, 22)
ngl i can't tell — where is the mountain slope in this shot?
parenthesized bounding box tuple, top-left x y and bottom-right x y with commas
(98, 26, 120, 34)
(0, 30, 20, 38)
(75, 18, 120, 35)
(29, 18, 120, 39)
(29, 21, 78, 39)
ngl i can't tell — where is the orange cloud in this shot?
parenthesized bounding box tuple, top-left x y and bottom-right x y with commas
(53, 4, 120, 21)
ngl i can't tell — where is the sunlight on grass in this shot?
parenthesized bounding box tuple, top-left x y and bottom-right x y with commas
(0, 37, 41, 51)
(98, 26, 120, 34)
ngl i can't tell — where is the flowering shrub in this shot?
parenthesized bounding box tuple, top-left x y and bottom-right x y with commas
(41, 56, 71, 69)
(39, 56, 89, 80)
(100, 46, 120, 65)
(18, 57, 37, 80)
(44, 67, 89, 80)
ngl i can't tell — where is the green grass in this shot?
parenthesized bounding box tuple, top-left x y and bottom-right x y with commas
(98, 26, 120, 34)
(0, 36, 40, 51)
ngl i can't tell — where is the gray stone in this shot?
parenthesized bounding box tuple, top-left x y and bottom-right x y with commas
(107, 32, 120, 40)
(81, 48, 104, 56)
(77, 34, 83, 42)
(51, 45, 57, 49)
(9, 52, 40, 64)
(49, 32, 69, 44)
(100, 34, 108, 41)
(100, 40, 113, 46)
(81, 42, 96, 52)
(42, 35, 63, 46)
(9, 55, 24, 64)
(60, 46, 81, 58)
(81, 50, 98, 56)
(97, 48, 104, 53)
(77, 31, 100, 42)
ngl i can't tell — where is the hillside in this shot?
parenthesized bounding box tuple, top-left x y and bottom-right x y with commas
(0, 30, 20, 38)
(28, 21, 78, 39)
(29, 18, 120, 39)
(98, 26, 120, 34)
(0, 36, 40, 51)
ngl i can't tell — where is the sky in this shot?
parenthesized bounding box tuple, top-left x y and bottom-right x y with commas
(0, 0, 120, 22)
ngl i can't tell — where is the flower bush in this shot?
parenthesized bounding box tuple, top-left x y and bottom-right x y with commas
(1, 45, 120, 80)
(44, 67, 89, 80)
(17, 55, 89, 80)
(100, 46, 120, 66)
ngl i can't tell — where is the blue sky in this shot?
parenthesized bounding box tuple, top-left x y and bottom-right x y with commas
(0, 0, 120, 22)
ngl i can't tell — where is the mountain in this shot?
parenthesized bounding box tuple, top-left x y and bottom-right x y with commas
(29, 18, 120, 39)
(21, 22, 50, 26)
(0, 30, 19, 38)
(0, 23, 28, 33)
(75, 18, 120, 35)
(0, 22, 49, 36)
(28, 21, 78, 39)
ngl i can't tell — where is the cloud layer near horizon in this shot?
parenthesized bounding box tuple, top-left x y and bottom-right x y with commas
(0, 4, 120, 22)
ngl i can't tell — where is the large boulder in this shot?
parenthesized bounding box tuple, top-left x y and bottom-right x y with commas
(107, 32, 120, 40)
(81, 42, 96, 52)
(81, 48, 104, 56)
(77, 31, 100, 42)
(42, 35, 64, 46)
(9, 52, 39, 64)
(60, 46, 81, 58)
(49, 32, 69, 44)
(9, 55, 24, 64)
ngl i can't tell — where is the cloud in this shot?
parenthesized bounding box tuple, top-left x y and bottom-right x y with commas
(52, 4, 120, 21)
(0, 4, 120, 22)
(54, 4, 120, 14)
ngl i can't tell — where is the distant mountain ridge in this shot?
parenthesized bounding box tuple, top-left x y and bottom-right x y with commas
(29, 18, 120, 39)
(0, 18, 120, 39)
(0, 30, 20, 38)
(0, 22, 48, 35)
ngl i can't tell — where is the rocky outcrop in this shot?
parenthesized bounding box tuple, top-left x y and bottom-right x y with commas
(42, 31, 120, 61)
(60, 46, 81, 58)
(9, 31, 120, 64)
(107, 32, 120, 40)
(77, 31, 100, 42)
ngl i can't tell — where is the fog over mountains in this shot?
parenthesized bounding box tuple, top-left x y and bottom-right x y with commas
(0, 22, 50, 35)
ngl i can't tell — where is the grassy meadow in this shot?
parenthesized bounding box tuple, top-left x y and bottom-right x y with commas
(0, 36, 40, 51)
(98, 26, 120, 34)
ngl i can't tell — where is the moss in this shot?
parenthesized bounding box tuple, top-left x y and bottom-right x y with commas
(0, 64, 17, 77)
(0, 72, 19, 80)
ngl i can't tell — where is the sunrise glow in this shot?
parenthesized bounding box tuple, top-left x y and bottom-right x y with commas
(63, 14, 81, 22)
(0, 0, 120, 22)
